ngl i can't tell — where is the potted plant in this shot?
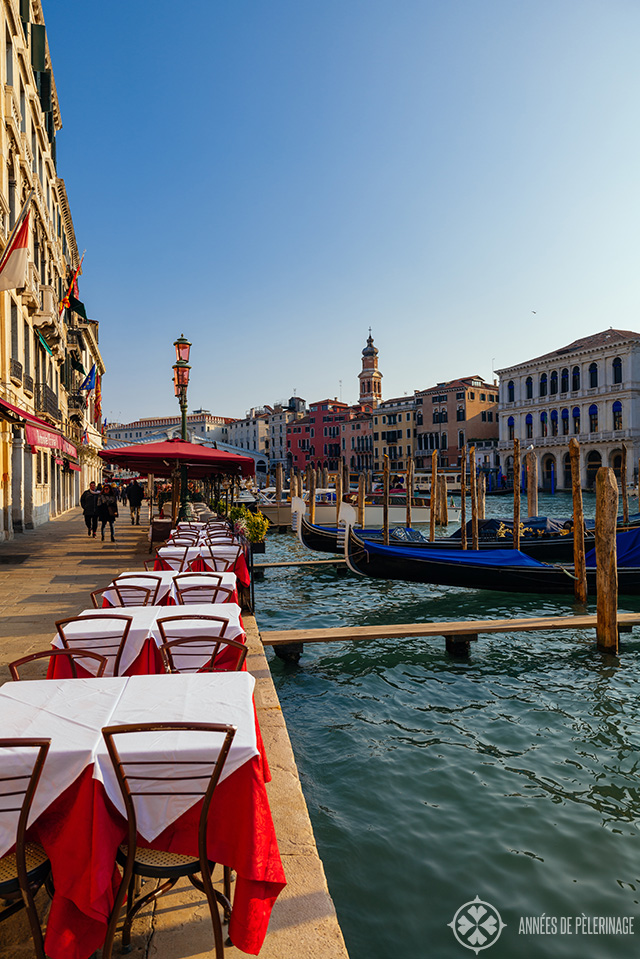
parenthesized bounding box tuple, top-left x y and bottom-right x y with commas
(243, 510, 270, 552)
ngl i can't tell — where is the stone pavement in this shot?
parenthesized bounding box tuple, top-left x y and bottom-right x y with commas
(0, 508, 349, 959)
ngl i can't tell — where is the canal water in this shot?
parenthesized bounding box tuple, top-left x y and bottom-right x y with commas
(255, 493, 640, 959)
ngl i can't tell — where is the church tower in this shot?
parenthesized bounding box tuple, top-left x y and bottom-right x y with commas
(358, 330, 382, 408)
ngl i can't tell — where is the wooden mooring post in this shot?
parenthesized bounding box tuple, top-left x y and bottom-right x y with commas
(569, 437, 587, 605)
(469, 445, 478, 550)
(596, 467, 619, 653)
(513, 438, 521, 551)
(526, 448, 538, 518)
(430, 450, 437, 542)
(406, 457, 413, 529)
(460, 445, 467, 549)
(309, 468, 317, 525)
(439, 473, 448, 526)
(383, 455, 390, 545)
(357, 472, 366, 527)
(621, 443, 628, 526)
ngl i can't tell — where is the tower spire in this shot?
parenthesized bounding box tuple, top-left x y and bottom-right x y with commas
(358, 331, 382, 408)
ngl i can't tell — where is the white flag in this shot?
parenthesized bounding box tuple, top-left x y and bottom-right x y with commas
(0, 212, 30, 292)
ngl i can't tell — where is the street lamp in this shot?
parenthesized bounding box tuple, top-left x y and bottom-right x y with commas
(172, 334, 191, 518)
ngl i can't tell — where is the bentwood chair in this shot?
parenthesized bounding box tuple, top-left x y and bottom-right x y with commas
(9, 648, 108, 680)
(101, 722, 236, 959)
(157, 615, 247, 674)
(173, 574, 235, 606)
(113, 575, 162, 606)
(0, 738, 52, 959)
(154, 547, 191, 572)
(55, 615, 133, 677)
(202, 545, 244, 573)
(91, 584, 153, 609)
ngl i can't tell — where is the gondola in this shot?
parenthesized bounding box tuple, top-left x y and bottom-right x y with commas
(298, 513, 586, 563)
(345, 525, 640, 596)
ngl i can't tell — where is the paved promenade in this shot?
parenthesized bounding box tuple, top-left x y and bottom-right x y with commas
(0, 508, 349, 959)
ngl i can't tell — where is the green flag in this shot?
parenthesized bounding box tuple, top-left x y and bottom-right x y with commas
(69, 295, 87, 320)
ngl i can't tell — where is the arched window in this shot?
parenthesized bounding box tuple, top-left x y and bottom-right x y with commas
(589, 403, 598, 432)
(507, 380, 514, 402)
(613, 400, 622, 431)
(526, 376, 533, 399)
(561, 368, 569, 393)
(457, 406, 465, 421)
(525, 413, 533, 439)
(550, 409, 558, 436)
(572, 366, 580, 391)
(507, 415, 515, 440)
(613, 357, 622, 384)
(540, 373, 548, 397)
(432, 410, 440, 424)
(440, 408, 448, 423)
(550, 370, 558, 394)
(561, 408, 569, 435)
(589, 362, 598, 388)
(540, 411, 548, 437)
(458, 430, 464, 448)
(572, 406, 581, 433)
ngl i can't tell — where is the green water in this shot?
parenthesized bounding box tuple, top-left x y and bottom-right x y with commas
(255, 493, 640, 959)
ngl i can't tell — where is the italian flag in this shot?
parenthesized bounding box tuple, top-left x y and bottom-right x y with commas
(0, 212, 30, 292)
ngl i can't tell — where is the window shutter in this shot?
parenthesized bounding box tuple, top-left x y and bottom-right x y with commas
(31, 23, 46, 72)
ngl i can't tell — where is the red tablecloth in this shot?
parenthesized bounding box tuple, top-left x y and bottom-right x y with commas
(154, 552, 251, 587)
(32, 754, 284, 958)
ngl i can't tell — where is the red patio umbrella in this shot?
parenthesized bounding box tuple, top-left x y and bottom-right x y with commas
(99, 439, 255, 479)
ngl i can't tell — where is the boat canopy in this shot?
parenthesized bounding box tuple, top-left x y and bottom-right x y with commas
(359, 540, 547, 568)
(585, 527, 640, 567)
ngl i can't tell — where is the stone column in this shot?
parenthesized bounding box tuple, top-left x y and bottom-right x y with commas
(11, 428, 25, 533)
(23, 444, 34, 528)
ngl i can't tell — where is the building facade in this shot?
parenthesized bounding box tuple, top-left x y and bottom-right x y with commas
(106, 410, 231, 444)
(496, 329, 640, 489)
(266, 396, 306, 471)
(372, 395, 416, 473)
(287, 398, 351, 472)
(414, 376, 499, 470)
(0, 0, 103, 539)
(226, 408, 269, 458)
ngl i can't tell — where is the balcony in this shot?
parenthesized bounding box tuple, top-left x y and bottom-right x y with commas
(67, 394, 86, 412)
(4, 84, 20, 139)
(23, 373, 33, 395)
(21, 262, 39, 312)
(9, 357, 22, 385)
(34, 383, 61, 422)
(32, 285, 62, 346)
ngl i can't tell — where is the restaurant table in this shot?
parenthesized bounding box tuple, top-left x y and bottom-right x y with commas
(101, 570, 239, 607)
(52, 603, 246, 676)
(0, 673, 285, 959)
(155, 544, 250, 586)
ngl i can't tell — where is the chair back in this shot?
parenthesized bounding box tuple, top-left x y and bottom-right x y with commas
(159, 636, 247, 673)
(202, 545, 243, 573)
(157, 614, 239, 673)
(114, 575, 162, 606)
(55, 614, 133, 677)
(156, 547, 191, 571)
(168, 534, 199, 547)
(173, 573, 234, 605)
(0, 737, 51, 956)
(112, 584, 153, 607)
(8, 648, 108, 680)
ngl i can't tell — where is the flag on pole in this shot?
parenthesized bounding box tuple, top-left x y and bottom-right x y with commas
(79, 363, 96, 391)
(82, 428, 89, 445)
(0, 212, 30, 292)
(59, 252, 85, 316)
(94, 374, 102, 427)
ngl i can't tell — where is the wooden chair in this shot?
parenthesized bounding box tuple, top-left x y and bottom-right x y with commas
(168, 534, 199, 547)
(113, 574, 162, 606)
(55, 615, 133, 677)
(202, 545, 243, 573)
(8, 648, 108, 680)
(0, 738, 52, 959)
(90, 585, 153, 608)
(173, 574, 234, 606)
(101, 722, 236, 959)
(159, 636, 247, 674)
(157, 615, 246, 673)
(155, 547, 191, 572)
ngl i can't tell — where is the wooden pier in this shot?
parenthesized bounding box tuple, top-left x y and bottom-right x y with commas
(261, 611, 640, 660)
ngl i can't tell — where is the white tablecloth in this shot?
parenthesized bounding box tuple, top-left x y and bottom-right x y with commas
(102, 570, 237, 607)
(0, 672, 258, 854)
(52, 603, 245, 676)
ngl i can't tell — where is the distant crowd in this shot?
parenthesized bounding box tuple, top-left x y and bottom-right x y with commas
(80, 479, 146, 542)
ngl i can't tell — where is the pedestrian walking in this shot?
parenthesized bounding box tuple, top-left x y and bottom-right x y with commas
(127, 479, 145, 525)
(80, 481, 100, 537)
(97, 483, 119, 542)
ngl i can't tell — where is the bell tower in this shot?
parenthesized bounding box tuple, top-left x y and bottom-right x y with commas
(358, 329, 382, 408)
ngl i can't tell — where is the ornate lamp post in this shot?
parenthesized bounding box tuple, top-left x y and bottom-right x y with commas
(172, 335, 191, 518)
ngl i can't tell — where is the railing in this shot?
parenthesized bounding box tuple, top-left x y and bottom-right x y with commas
(34, 383, 61, 421)
(9, 357, 22, 384)
(23, 373, 34, 394)
(67, 393, 86, 411)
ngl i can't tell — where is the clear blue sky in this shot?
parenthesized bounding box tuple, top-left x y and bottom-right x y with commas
(44, 0, 640, 423)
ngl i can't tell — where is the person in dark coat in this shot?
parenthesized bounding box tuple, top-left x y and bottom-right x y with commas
(80, 481, 100, 537)
(97, 484, 119, 542)
(127, 479, 145, 525)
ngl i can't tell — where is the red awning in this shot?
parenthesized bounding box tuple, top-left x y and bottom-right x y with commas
(99, 439, 255, 479)
(68, 462, 81, 471)
(0, 397, 77, 459)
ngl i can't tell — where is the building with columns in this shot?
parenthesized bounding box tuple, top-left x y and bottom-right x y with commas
(0, 0, 102, 538)
(496, 329, 640, 489)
